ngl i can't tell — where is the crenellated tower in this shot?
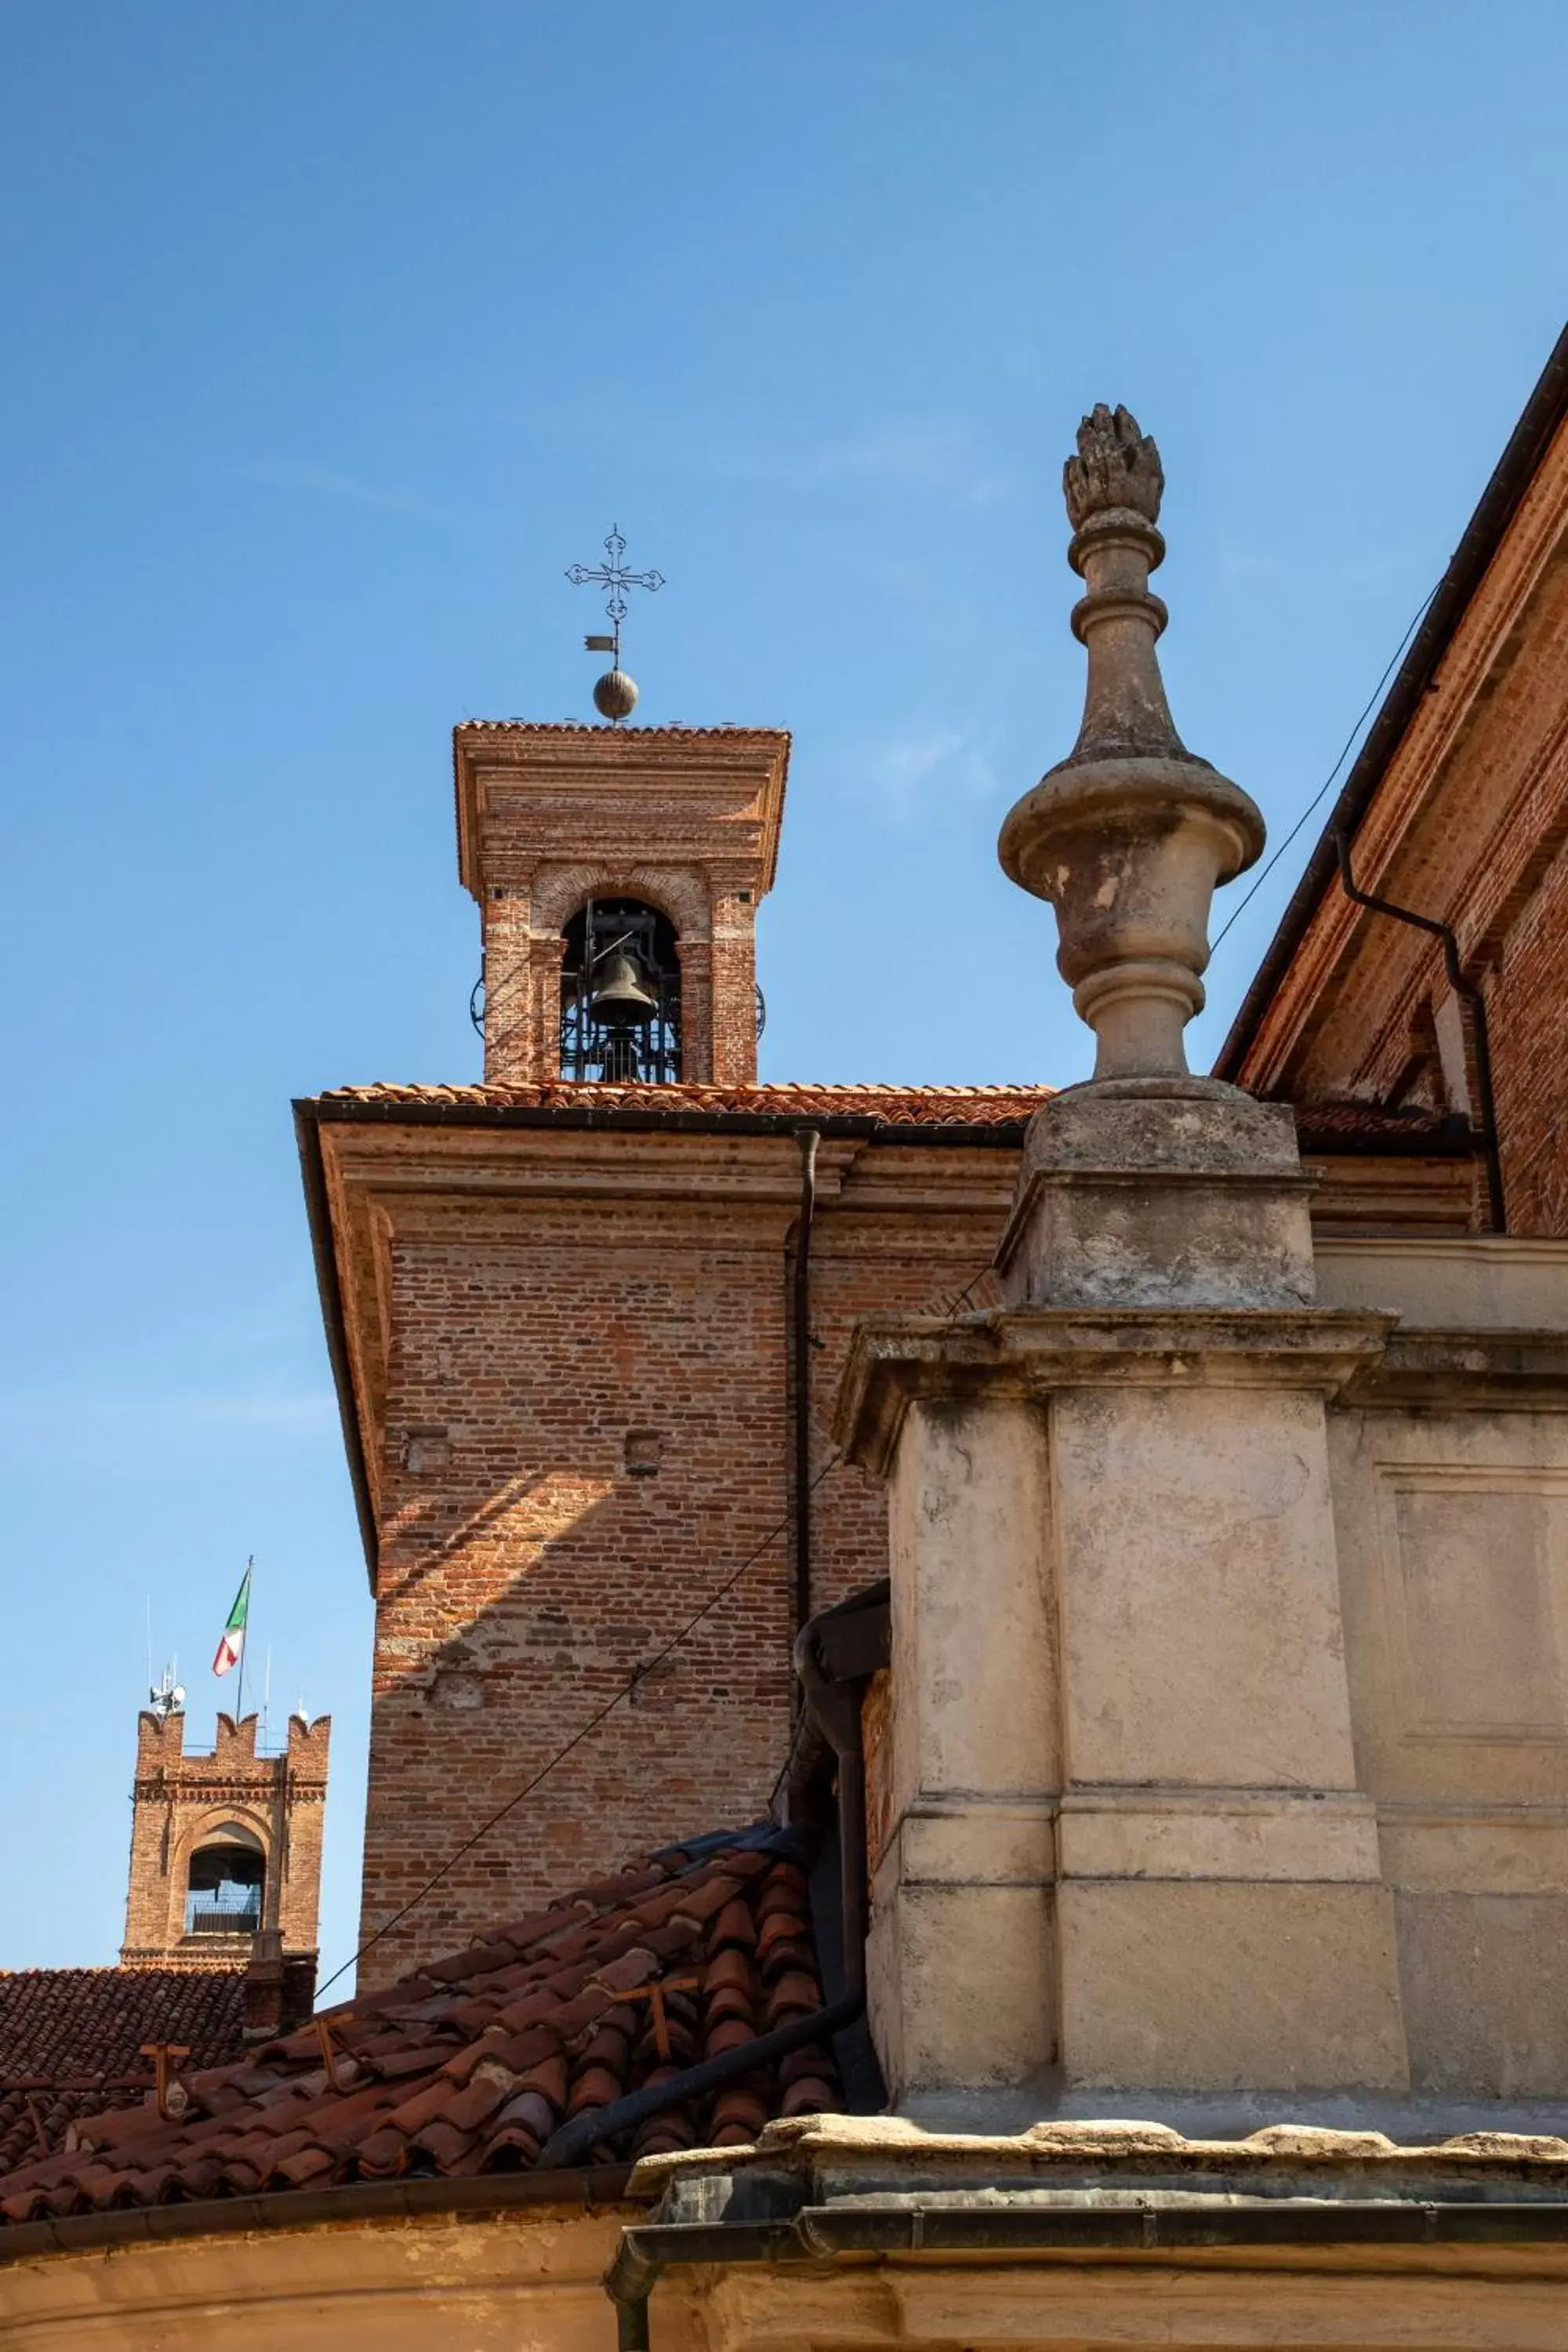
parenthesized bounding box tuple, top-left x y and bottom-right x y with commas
(120, 1708, 330, 1984)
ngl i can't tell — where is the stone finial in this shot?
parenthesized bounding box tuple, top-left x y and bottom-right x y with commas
(1063, 402, 1163, 531)
(998, 405, 1265, 1084)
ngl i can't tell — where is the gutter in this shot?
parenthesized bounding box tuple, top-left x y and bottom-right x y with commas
(1215, 318, 1568, 1083)
(607, 2194, 1568, 2342)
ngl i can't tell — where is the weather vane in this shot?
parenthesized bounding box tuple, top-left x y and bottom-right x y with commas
(566, 526, 664, 722)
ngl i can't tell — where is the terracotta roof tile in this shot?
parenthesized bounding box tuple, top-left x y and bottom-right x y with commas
(309, 1081, 1483, 1152)
(310, 1078, 1051, 1129)
(0, 1827, 840, 2224)
(0, 1967, 248, 2173)
(454, 721, 788, 741)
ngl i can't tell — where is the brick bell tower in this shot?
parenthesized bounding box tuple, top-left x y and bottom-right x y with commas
(454, 723, 789, 1087)
(120, 1703, 330, 1984)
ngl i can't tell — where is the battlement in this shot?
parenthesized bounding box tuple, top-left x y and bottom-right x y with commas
(284, 1711, 332, 1776)
(134, 1710, 331, 1776)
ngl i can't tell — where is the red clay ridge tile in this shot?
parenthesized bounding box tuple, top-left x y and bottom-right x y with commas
(495, 2088, 557, 2138)
(568, 2065, 623, 2115)
(766, 1970, 824, 2024)
(350, 2126, 408, 2177)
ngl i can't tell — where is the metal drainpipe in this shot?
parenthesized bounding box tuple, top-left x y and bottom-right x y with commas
(533, 1618, 868, 2176)
(1334, 832, 1507, 1232)
(791, 1127, 822, 1642)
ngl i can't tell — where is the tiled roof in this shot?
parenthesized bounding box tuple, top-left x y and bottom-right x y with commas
(308, 1082, 1475, 1151)
(0, 1969, 247, 2174)
(0, 1830, 839, 2225)
(310, 1079, 1051, 1127)
(454, 720, 789, 739)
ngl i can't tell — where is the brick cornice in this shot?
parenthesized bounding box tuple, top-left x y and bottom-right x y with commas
(1232, 412, 1568, 1097)
(453, 724, 790, 902)
(1218, 324, 1568, 1087)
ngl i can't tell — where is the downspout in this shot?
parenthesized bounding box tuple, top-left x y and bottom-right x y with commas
(791, 1127, 822, 1641)
(1333, 833, 1506, 1232)
(534, 1609, 867, 2178)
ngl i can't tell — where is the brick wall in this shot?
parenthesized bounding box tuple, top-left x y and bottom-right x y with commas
(1220, 401, 1568, 1232)
(454, 727, 788, 1088)
(1488, 838, 1568, 1235)
(354, 1131, 1012, 1985)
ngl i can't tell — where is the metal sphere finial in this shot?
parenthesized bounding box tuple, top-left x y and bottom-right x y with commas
(568, 526, 663, 724)
(593, 668, 638, 722)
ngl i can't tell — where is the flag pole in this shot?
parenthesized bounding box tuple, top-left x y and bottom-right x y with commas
(236, 1556, 252, 1722)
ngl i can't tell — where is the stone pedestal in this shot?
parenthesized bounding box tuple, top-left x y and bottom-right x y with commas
(865, 1392, 1060, 2096)
(837, 1085, 1411, 2103)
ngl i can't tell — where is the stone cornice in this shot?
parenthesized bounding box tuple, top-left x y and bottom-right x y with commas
(631, 2106, 1568, 2199)
(835, 1305, 1395, 1475)
(1339, 1325, 1568, 1409)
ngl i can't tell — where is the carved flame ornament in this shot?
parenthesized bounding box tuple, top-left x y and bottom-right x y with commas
(1062, 401, 1164, 532)
(999, 405, 1265, 1083)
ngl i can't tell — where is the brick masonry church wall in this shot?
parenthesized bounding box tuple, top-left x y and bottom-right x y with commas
(1487, 837, 1568, 1237)
(357, 1142, 1010, 1986)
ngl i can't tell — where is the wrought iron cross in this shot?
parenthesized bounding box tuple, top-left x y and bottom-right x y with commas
(566, 526, 664, 656)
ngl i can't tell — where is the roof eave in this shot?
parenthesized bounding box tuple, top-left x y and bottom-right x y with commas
(452, 723, 793, 906)
(304, 1094, 1037, 1146)
(0, 2165, 638, 2267)
(293, 1100, 381, 1592)
(1215, 319, 1568, 1083)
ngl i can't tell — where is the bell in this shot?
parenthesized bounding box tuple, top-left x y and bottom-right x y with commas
(590, 951, 657, 1025)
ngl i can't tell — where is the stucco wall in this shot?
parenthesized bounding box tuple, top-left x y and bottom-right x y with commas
(0, 2202, 645, 2352)
(1316, 1237, 1568, 2095)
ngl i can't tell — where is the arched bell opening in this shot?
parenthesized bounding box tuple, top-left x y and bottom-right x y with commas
(183, 1824, 265, 1938)
(560, 898, 682, 1083)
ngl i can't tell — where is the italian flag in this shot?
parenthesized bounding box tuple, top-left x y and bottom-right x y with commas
(212, 1563, 252, 1678)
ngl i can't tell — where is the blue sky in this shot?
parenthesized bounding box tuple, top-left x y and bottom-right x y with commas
(2, 2, 1564, 1984)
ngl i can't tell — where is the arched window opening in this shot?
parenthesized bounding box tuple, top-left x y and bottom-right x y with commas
(184, 1828, 264, 1937)
(561, 898, 682, 1083)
